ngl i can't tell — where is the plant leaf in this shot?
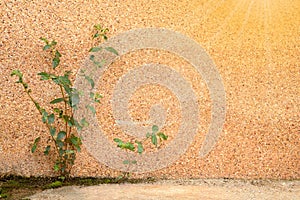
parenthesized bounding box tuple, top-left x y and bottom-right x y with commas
(63, 85, 72, 96)
(95, 93, 103, 99)
(53, 108, 61, 113)
(105, 47, 118, 55)
(152, 125, 159, 133)
(80, 118, 89, 127)
(56, 140, 64, 148)
(34, 101, 41, 111)
(67, 116, 75, 127)
(70, 135, 80, 145)
(31, 137, 41, 153)
(151, 134, 157, 147)
(62, 115, 70, 123)
(52, 74, 71, 90)
(94, 93, 103, 103)
(41, 109, 48, 123)
(136, 141, 144, 154)
(113, 138, 122, 143)
(89, 56, 105, 68)
(124, 142, 135, 151)
(50, 98, 64, 104)
(65, 150, 75, 155)
(55, 50, 61, 57)
(11, 69, 23, 79)
(89, 47, 102, 52)
(157, 132, 168, 140)
(89, 55, 95, 61)
(70, 92, 80, 107)
(131, 160, 137, 164)
(93, 33, 100, 39)
(38, 72, 51, 80)
(33, 137, 40, 143)
(96, 59, 106, 68)
(58, 148, 64, 156)
(53, 108, 63, 118)
(44, 145, 51, 155)
(40, 37, 49, 44)
(84, 75, 95, 89)
(90, 92, 102, 103)
(114, 139, 135, 151)
(50, 126, 56, 136)
(52, 50, 61, 69)
(56, 131, 66, 141)
(51, 40, 57, 46)
(31, 144, 37, 153)
(54, 164, 60, 171)
(70, 135, 82, 152)
(94, 24, 102, 30)
(52, 57, 60, 69)
(43, 44, 51, 51)
(123, 160, 129, 165)
(47, 113, 55, 124)
(73, 118, 82, 131)
(86, 105, 96, 115)
(146, 132, 151, 138)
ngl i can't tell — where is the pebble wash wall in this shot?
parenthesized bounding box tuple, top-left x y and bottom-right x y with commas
(0, 0, 299, 179)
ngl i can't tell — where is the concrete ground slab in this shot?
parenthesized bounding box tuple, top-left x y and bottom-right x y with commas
(28, 179, 300, 200)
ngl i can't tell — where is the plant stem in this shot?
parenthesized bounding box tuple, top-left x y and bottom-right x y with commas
(59, 85, 68, 136)
(23, 86, 60, 155)
(59, 84, 72, 176)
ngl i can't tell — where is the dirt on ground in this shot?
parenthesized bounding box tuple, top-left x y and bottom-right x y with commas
(28, 179, 300, 200)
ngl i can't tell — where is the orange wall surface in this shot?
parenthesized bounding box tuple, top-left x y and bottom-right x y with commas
(0, 0, 299, 179)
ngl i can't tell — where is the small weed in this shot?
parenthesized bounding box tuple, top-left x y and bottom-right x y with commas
(0, 187, 8, 199)
(114, 125, 168, 177)
(43, 181, 63, 189)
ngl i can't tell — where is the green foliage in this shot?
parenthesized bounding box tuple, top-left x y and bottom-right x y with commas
(136, 141, 144, 154)
(11, 24, 117, 177)
(105, 47, 118, 55)
(44, 181, 63, 189)
(92, 24, 108, 40)
(157, 132, 168, 140)
(0, 193, 8, 198)
(0, 186, 8, 199)
(89, 47, 102, 52)
(31, 137, 40, 153)
(113, 138, 135, 151)
(114, 125, 168, 174)
(40, 38, 61, 69)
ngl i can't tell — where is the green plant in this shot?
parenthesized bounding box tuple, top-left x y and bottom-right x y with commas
(0, 187, 8, 199)
(0, 193, 8, 199)
(114, 125, 168, 176)
(44, 180, 63, 189)
(11, 24, 117, 178)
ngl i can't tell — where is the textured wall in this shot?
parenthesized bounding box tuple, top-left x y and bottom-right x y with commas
(0, 0, 299, 179)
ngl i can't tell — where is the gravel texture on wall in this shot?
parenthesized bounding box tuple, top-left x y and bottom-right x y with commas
(0, 0, 299, 179)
